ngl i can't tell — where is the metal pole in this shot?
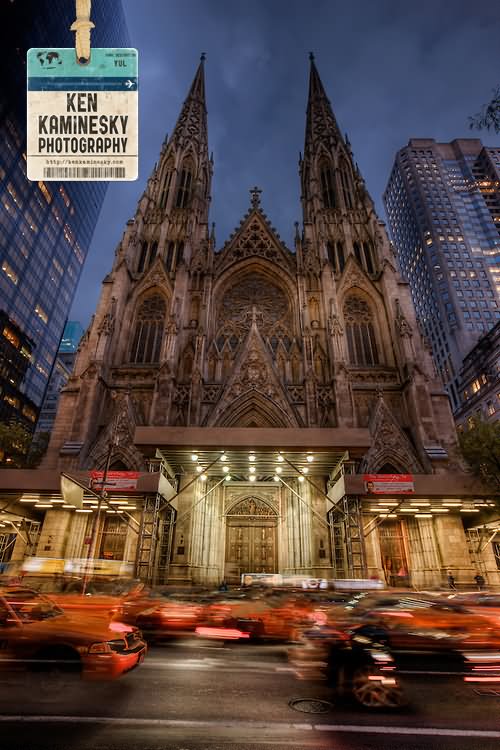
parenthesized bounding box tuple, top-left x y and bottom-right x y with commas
(279, 454, 347, 519)
(278, 477, 331, 530)
(157, 454, 223, 514)
(175, 476, 227, 525)
(82, 437, 115, 595)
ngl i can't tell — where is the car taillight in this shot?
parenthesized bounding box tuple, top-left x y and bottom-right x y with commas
(88, 642, 110, 654)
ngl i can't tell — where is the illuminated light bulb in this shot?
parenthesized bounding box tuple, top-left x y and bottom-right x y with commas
(248, 454, 256, 462)
(302, 467, 309, 474)
(200, 474, 208, 482)
(249, 475, 256, 482)
(225, 475, 231, 481)
(222, 466, 230, 473)
(298, 475, 305, 483)
(306, 454, 314, 463)
(196, 465, 203, 473)
(273, 475, 280, 482)
(249, 466, 256, 474)
(277, 455, 284, 462)
(220, 454, 227, 462)
(275, 467, 283, 474)
(191, 454, 198, 462)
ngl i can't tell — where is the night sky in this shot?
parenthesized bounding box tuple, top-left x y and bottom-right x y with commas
(70, 0, 500, 327)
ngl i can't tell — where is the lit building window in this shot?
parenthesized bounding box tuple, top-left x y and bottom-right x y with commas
(38, 181, 52, 204)
(34, 305, 48, 324)
(1, 261, 18, 285)
(471, 378, 481, 394)
(3, 326, 20, 348)
(22, 406, 37, 422)
(59, 185, 71, 208)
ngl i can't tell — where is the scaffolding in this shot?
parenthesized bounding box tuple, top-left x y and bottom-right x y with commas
(329, 495, 367, 579)
(22, 519, 41, 557)
(156, 504, 175, 585)
(466, 526, 497, 577)
(135, 493, 162, 584)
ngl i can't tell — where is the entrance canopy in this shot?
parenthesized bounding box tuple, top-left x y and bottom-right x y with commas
(134, 426, 371, 478)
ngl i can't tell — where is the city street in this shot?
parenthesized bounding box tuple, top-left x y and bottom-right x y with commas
(0, 640, 500, 749)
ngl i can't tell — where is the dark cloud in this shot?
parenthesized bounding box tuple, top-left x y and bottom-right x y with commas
(71, 0, 500, 326)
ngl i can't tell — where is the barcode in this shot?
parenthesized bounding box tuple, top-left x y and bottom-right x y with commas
(43, 167, 126, 179)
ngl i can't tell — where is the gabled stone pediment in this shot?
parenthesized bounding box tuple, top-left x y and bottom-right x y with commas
(85, 392, 144, 470)
(131, 256, 173, 300)
(215, 208, 295, 275)
(361, 393, 426, 473)
(336, 254, 381, 299)
(206, 319, 299, 427)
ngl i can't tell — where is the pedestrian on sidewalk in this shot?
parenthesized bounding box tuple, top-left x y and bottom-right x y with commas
(474, 573, 485, 591)
(447, 571, 456, 590)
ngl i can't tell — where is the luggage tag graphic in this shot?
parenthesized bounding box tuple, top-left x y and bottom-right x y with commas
(27, 3, 138, 181)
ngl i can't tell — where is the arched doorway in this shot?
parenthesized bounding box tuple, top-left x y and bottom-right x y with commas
(224, 496, 278, 583)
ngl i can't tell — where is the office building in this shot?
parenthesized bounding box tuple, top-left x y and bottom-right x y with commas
(455, 320, 500, 428)
(0, 0, 129, 432)
(36, 321, 84, 435)
(384, 138, 500, 411)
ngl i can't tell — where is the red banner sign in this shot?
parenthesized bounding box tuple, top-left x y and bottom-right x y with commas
(363, 474, 414, 495)
(90, 471, 140, 491)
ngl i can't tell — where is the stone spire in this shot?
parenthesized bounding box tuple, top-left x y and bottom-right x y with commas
(170, 53, 208, 152)
(126, 56, 212, 275)
(304, 52, 344, 159)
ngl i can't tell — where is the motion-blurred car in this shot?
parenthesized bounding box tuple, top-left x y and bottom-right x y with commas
(289, 592, 500, 709)
(19, 576, 146, 621)
(199, 589, 350, 641)
(443, 592, 500, 631)
(121, 590, 209, 640)
(0, 587, 146, 681)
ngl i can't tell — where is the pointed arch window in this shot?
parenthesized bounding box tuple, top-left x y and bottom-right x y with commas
(353, 241, 363, 266)
(363, 242, 375, 274)
(130, 294, 166, 364)
(165, 240, 184, 272)
(327, 241, 336, 267)
(343, 295, 379, 366)
(177, 241, 184, 265)
(137, 242, 148, 273)
(327, 241, 345, 274)
(336, 242, 345, 272)
(320, 163, 336, 209)
(175, 167, 192, 209)
(166, 241, 175, 271)
(148, 241, 158, 268)
(159, 168, 174, 210)
(339, 162, 354, 210)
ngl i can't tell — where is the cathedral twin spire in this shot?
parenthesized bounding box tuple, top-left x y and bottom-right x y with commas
(151, 53, 369, 241)
(170, 53, 208, 151)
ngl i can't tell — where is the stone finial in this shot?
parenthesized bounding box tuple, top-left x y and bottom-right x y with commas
(250, 186, 262, 209)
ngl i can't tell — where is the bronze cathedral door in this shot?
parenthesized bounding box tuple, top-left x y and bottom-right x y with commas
(224, 495, 278, 583)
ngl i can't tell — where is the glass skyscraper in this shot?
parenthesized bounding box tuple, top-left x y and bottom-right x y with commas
(36, 321, 84, 435)
(384, 138, 500, 411)
(0, 0, 129, 431)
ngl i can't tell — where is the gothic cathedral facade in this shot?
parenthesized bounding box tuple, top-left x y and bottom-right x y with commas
(42, 56, 461, 585)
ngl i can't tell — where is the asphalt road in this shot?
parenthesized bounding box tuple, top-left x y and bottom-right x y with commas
(1, 639, 500, 749)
